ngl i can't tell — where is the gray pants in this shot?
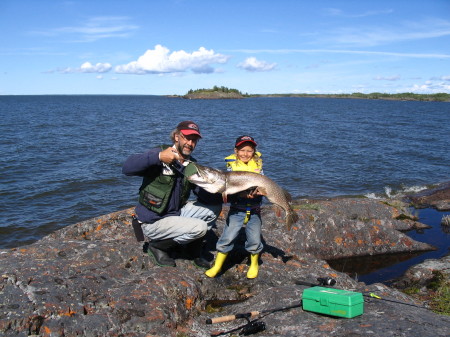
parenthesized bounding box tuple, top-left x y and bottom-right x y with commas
(141, 201, 222, 244)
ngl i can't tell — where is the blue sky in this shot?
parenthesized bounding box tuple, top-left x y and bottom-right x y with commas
(1, 0, 450, 95)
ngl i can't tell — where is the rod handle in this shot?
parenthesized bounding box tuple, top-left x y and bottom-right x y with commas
(294, 280, 316, 287)
(205, 311, 260, 324)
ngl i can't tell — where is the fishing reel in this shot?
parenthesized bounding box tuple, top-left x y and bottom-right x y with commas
(317, 277, 336, 286)
(239, 320, 266, 335)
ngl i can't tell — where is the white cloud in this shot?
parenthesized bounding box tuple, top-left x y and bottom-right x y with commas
(324, 8, 394, 18)
(31, 16, 139, 42)
(373, 75, 401, 81)
(408, 80, 450, 93)
(59, 62, 112, 73)
(325, 18, 450, 47)
(114, 45, 230, 74)
(80, 62, 112, 73)
(228, 48, 450, 59)
(237, 57, 277, 72)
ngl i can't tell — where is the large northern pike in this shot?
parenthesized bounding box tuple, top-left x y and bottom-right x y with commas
(187, 163, 299, 230)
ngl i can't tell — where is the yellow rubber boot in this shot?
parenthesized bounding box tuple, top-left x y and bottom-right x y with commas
(205, 252, 228, 278)
(247, 253, 259, 279)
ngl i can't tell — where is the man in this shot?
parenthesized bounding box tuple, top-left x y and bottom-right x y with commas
(122, 121, 222, 268)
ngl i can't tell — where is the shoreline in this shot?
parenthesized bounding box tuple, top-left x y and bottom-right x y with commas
(169, 91, 450, 102)
(2, 93, 449, 102)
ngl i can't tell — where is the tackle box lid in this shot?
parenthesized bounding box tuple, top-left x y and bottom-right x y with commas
(302, 286, 364, 306)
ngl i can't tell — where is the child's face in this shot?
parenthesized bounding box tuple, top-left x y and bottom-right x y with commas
(235, 144, 255, 164)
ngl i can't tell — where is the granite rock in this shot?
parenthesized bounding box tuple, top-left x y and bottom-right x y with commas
(1, 198, 448, 336)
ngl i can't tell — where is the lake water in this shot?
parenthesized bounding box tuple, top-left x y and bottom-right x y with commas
(1, 95, 449, 283)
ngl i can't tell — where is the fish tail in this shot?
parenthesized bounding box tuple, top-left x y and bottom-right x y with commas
(285, 210, 299, 231)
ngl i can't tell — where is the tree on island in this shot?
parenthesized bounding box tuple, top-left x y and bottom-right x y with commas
(186, 86, 248, 96)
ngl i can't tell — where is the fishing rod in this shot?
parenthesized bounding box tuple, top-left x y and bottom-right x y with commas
(209, 318, 266, 336)
(295, 277, 430, 310)
(294, 277, 337, 287)
(205, 301, 303, 324)
(207, 302, 304, 336)
(362, 292, 430, 310)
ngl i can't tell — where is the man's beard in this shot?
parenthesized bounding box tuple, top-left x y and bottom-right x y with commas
(176, 143, 193, 158)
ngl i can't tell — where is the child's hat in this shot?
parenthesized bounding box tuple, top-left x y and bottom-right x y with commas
(235, 135, 257, 147)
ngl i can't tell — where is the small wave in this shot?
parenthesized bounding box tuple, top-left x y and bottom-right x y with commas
(364, 192, 383, 200)
(365, 184, 429, 200)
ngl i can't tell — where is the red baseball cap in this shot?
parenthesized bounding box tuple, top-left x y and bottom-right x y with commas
(235, 135, 257, 147)
(177, 120, 202, 138)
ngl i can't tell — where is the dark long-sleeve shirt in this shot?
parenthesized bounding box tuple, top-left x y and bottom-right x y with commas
(122, 147, 221, 223)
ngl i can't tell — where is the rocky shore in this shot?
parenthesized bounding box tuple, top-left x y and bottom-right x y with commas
(1, 184, 449, 336)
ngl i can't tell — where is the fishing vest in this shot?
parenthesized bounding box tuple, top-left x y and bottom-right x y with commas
(225, 152, 263, 219)
(225, 152, 263, 173)
(138, 145, 194, 214)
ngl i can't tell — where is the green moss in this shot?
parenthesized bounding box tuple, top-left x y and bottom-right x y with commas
(401, 271, 450, 316)
(431, 279, 450, 315)
(205, 303, 223, 314)
(403, 287, 420, 295)
(395, 213, 418, 221)
(427, 271, 445, 291)
(297, 203, 321, 211)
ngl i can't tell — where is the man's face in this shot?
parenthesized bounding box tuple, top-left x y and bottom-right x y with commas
(175, 132, 200, 158)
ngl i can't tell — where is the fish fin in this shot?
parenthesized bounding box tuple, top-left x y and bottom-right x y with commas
(282, 188, 293, 202)
(273, 205, 282, 217)
(222, 192, 228, 203)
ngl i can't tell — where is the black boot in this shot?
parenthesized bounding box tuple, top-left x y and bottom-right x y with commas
(185, 238, 210, 269)
(147, 239, 178, 267)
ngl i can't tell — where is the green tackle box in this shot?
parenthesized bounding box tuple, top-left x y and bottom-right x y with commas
(302, 286, 364, 318)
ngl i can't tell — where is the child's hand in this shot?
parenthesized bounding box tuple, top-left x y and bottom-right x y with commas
(241, 188, 264, 198)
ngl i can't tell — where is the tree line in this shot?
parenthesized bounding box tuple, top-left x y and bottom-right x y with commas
(187, 86, 247, 96)
(251, 92, 450, 102)
(185, 87, 450, 102)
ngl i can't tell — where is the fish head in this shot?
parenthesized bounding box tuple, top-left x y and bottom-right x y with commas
(186, 163, 227, 193)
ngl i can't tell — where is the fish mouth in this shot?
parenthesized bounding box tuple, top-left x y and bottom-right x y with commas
(192, 164, 221, 185)
(189, 165, 210, 182)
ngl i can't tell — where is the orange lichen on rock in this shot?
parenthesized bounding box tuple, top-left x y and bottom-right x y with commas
(286, 260, 302, 268)
(180, 280, 189, 287)
(60, 308, 76, 317)
(236, 264, 246, 273)
(185, 296, 194, 310)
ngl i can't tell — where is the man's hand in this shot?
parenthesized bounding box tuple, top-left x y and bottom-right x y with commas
(159, 147, 179, 164)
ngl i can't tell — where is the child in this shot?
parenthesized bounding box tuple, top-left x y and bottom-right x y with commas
(205, 135, 264, 279)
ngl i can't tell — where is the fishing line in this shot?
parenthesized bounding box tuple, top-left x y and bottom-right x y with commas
(295, 277, 432, 310)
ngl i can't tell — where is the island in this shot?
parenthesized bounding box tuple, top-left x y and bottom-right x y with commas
(171, 86, 450, 102)
(182, 86, 247, 99)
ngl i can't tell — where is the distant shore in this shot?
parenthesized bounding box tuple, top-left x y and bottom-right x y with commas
(169, 90, 450, 102)
(250, 92, 450, 102)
